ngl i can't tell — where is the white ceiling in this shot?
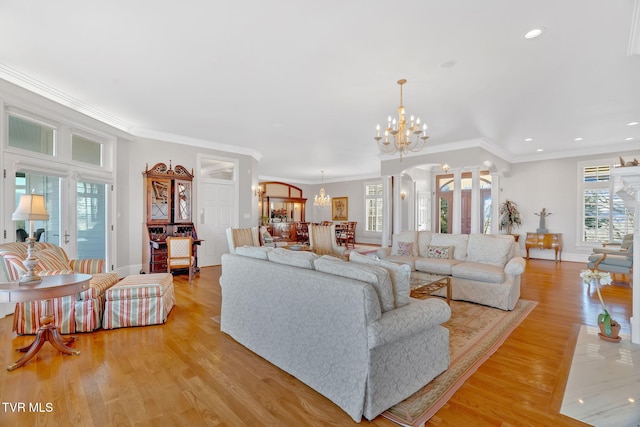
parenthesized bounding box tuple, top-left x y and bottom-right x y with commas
(1, 0, 639, 183)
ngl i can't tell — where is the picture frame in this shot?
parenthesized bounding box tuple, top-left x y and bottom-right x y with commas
(332, 197, 348, 221)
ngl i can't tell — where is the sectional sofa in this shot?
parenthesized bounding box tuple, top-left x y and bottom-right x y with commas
(220, 247, 451, 422)
(377, 231, 526, 310)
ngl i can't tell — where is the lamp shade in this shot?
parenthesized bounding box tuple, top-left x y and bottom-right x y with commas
(12, 194, 50, 221)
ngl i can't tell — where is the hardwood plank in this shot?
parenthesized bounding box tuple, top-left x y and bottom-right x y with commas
(0, 258, 630, 426)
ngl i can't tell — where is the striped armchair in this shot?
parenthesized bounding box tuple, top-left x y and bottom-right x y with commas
(0, 242, 118, 334)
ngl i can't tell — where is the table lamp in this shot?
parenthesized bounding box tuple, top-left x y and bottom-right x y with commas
(12, 194, 49, 284)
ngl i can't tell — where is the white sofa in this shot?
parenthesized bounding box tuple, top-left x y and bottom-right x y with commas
(220, 248, 451, 422)
(377, 231, 526, 311)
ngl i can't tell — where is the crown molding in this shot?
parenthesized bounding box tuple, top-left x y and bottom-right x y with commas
(0, 64, 136, 132)
(629, 0, 640, 56)
(134, 128, 263, 161)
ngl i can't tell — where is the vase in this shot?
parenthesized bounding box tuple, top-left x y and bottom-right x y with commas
(598, 319, 622, 342)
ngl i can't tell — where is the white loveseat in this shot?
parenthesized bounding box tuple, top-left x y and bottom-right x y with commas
(220, 248, 451, 422)
(377, 232, 526, 311)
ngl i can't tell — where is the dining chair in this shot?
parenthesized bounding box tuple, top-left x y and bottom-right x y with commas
(337, 221, 357, 249)
(167, 236, 195, 285)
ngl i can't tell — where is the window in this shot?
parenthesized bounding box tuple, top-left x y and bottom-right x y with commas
(8, 114, 55, 155)
(580, 161, 634, 243)
(365, 182, 383, 232)
(72, 134, 102, 166)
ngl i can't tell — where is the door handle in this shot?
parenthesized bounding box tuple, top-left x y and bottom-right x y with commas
(64, 231, 70, 244)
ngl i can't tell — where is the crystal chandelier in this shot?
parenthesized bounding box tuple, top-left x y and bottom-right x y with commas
(314, 170, 331, 207)
(374, 79, 429, 161)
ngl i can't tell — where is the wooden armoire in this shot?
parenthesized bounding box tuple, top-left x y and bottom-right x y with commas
(142, 161, 200, 273)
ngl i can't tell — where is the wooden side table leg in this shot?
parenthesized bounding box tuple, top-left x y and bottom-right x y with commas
(7, 299, 79, 371)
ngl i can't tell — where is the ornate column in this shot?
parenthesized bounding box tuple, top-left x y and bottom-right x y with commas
(611, 166, 640, 344)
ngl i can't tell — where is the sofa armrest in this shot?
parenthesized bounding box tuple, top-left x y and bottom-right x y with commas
(367, 298, 451, 349)
(376, 247, 391, 259)
(505, 256, 526, 276)
(69, 259, 105, 274)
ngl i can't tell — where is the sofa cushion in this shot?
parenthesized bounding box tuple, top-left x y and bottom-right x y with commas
(267, 247, 318, 269)
(415, 257, 461, 275)
(429, 234, 469, 261)
(391, 231, 418, 256)
(236, 245, 273, 260)
(349, 251, 411, 308)
(466, 234, 513, 267)
(425, 245, 454, 259)
(314, 256, 396, 312)
(417, 231, 433, 257)
(381, 255, 415, 271)
(451, 262, 506, 284)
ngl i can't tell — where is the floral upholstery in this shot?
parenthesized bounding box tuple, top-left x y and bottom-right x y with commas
(0, 242, 117, 334)
(220, 253, 450, 421)
(378, 232, 526, 311)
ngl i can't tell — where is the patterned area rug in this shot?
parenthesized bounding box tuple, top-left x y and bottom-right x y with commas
(382, 298, 537, 426)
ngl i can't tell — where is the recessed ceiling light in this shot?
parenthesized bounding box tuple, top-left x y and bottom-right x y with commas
(536, 148, 544, 152)
(627, 121, 639, 126)
(574, 137, 583, 141)
(524, 28, 544, 39)
(625, 137, 634, 141)
(525, 138, 533, 142)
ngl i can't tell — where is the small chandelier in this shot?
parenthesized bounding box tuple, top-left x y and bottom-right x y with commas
(314, 170, 331, 207)
(374, 79, 429, 161)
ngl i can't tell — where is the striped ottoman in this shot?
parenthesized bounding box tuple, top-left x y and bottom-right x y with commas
(103, 273, 175, 329)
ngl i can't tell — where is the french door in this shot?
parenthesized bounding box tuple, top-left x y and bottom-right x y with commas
(4, 156, 109, 262)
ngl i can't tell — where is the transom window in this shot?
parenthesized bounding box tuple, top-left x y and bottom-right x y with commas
(8, 114, 55, 155)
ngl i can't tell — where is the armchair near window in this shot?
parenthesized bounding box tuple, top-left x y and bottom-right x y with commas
(588, 237, 633, 283)
(592, 233, 633, 255)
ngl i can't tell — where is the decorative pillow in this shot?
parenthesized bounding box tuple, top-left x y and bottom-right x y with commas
(35, 248, 73, 271)
(349, 251, 411, 307)
(390, 231, 418, 257)
(314, 255, 395, 312)
(393, 241, 413, 257)
(267, 247, 318, 269)
(426, 245, 454, 259)
(235, 245, 272, 260)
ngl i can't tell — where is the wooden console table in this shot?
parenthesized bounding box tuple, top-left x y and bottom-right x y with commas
(0, 274, 91, 371)
(525, 232, 563, 262)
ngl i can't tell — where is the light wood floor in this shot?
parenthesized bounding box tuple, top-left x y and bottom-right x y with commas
(0, 260, 632, 426)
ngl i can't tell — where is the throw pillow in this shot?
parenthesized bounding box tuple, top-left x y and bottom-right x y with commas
(426, 245, 454, 259)
(314, 255, 395, 312)
(393, 241, 413, 257)
(267, 247, 318, 269)
(35, 248, 73, 271)
(349, 251, 411, 307)
(235, 245, 272, 260)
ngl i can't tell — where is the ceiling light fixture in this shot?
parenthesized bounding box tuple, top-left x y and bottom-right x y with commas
(628, 121, 639, 126)
(574, 137, 583, 141)
(314, 170, 331, 207)
(524, 28, 544, 39)
(524, 138, 533, 142)
(625, 137, 634, 141)
(375, 79, 429, 161)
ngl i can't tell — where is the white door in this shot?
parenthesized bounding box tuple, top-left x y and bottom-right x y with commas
(198, 182, 236, 266)
(196, 155, 238, 266)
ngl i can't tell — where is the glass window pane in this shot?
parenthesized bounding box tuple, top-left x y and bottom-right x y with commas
(72, 134, 102, 166)
(8, 115, 55, 155)
(77, 181, 106, 260)
(200, 159, 234, 180)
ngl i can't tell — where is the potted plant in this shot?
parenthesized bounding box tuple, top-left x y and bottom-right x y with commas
(580, 269, 621, 342)
(499, 200, 522, 236)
